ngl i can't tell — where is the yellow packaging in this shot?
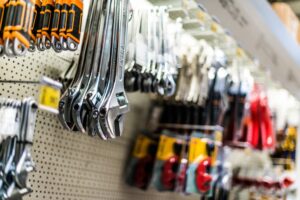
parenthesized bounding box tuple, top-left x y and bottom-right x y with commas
(156, 134, 178, 161)
(188, 135, 218, 165)
(133, 135, 155, 159)
(188, 137, 207, 163)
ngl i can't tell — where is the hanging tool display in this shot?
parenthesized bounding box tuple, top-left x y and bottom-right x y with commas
(226, 148, 294, 200)
(0, 97, 38, 200)
(0, 0, 83, 56)
(154, 43, 230, 128)
(58, 0, 130, 140)
(124, 7, 177, 96)
(126, 130, 224, 198)
(246, 84, 275, 150)
(223, 83, 276, 150)
(222, 80, 247, 144)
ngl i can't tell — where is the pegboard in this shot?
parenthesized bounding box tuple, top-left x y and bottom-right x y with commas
(0, 50, 198, 200)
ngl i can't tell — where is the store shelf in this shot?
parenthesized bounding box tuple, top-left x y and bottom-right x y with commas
(195, 0, 300, 100)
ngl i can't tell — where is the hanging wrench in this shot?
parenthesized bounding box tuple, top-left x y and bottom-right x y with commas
(40, 0, 54, 50)
(85, 0, 113, 137)
(3, 0, 16, 56)
(28, 0, 41, 52)
(58, 0, 96, 130)
(58, 0, 70, 50)
(71, 0, 104, 133)
(124, 9, 141, 92)
(6, 98, 37, 199)
(98, 0, 130, 139)
(2, 136, 17, 196)
(12, 0, 37, 56)
(36, 0, 45, 51)
(66, 0, 82, 51)
(141, 9, 155, 93)
(51, 0, 63, 52)
(155, 8, 175, 96)
(90, 0, 118, 139)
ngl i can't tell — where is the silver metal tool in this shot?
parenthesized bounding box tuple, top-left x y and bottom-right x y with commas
(98, 0, 130, 139)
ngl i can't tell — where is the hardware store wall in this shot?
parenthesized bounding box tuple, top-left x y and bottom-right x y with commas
(0, 51, 198, 200)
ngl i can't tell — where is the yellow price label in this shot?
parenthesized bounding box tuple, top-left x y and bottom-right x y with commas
(211, 22, 218, 33)
(39, 85, 61, 111)
(156, 135, 177, 161)
(133, 135, 154, 159)
(196, 11, 206, 22)
(236, 47, 244, 57)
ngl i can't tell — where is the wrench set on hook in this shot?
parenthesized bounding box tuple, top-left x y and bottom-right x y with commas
(0, 98, 38, 200)
(124, 7, 177, 96)
(0, 0, 83, 56)
(58, 0, 130, 140)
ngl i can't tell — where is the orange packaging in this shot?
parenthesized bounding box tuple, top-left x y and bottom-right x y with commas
(272, 2, 299, 41)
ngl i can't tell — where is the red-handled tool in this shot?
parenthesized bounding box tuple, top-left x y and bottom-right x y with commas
(195, 157, 212, 193)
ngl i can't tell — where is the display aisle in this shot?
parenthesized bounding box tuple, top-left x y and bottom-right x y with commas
(0, 0, 298, 200)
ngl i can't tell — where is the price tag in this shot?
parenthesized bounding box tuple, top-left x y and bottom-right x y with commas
(236, 47, 244, 57)
(196, 11, 206, 22)
(39, 77, 62, 114)
(210, 22, 218, 33)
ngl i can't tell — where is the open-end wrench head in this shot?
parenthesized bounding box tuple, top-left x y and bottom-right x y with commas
(28, 40, 36, 52)
(90, 109, 108, 140)
(67, 38, 78, 51)
(100, 92, 129, 139)
(60, 37, 68, 50)
(101, 105, 128, 139)
(42, 36, 52, 49)
(36, 38, 46, 51)
(58, 100, 72, 130)
(51, 36, 63, 53)
(164, 75, 176, 97)
(71, 95, 89, 133)
(15, 149, 35, 188)
(4, 39, 14, 57)
(12, 39, 27, 56)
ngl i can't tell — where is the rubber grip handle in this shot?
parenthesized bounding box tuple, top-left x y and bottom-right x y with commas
(4, 0, 16, 31)
(41, 0, 54, 39)
(12, 0, 26, 31)
(30, 0, 40, 40)
(36, 0, 45, 38)
(0, 0, 8, 44)
(0, 0, 8, 32)
(12, 0, 36, 47)
(51, 0, 62, 39)
(0, 5, 4, 33)
(66, 0, 82, 43)
(26, 0, 37, 40)
(58, 0, 69, 38)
